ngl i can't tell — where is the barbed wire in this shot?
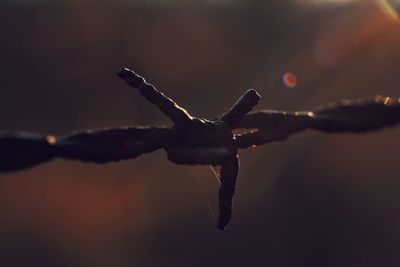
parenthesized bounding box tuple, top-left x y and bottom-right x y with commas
(1, 67, 399, 230)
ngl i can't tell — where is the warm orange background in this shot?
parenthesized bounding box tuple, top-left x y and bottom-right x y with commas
(0, 1, 400, 266)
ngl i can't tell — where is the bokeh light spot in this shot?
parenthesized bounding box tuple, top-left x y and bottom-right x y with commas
(282, 72, 298, 89)
(384, 97, 393, 105)
(46, 135, 57, 145)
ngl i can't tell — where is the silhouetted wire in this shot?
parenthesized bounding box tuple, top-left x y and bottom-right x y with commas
(1, 68, 399, 230)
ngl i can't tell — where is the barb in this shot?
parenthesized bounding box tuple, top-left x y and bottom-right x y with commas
(217, 155, 239, 230)
(1, 67, 399, 230)
(219, 89, 261, 124)
(117, 68, 193, 127)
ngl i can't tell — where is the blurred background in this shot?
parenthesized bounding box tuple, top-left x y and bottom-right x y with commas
(1, 0, 400, 266)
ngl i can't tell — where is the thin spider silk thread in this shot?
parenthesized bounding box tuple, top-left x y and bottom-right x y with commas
(209, 165, 220, 183)
(151, 155, 217, 223)
(193, 172, 217, 224)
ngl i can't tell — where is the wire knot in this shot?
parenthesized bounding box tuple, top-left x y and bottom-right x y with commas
(165, 118, 235, 166)
(117, 68, 261, 230)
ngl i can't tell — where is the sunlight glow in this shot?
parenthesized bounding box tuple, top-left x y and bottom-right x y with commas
(299, 0, 360, 5)
(376, 0, 400, 21)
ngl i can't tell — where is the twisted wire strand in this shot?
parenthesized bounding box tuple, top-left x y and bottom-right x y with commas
(1, 68, 399, 230)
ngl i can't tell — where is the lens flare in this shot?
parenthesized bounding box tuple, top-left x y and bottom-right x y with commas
(376, 0, 400, 21)
(282, 72, 298, 88)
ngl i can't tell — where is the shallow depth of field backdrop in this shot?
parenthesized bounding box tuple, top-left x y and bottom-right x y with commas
(1, 0, 400, 266)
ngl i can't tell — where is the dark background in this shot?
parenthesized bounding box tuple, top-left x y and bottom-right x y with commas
(1, 0, 400, 266)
